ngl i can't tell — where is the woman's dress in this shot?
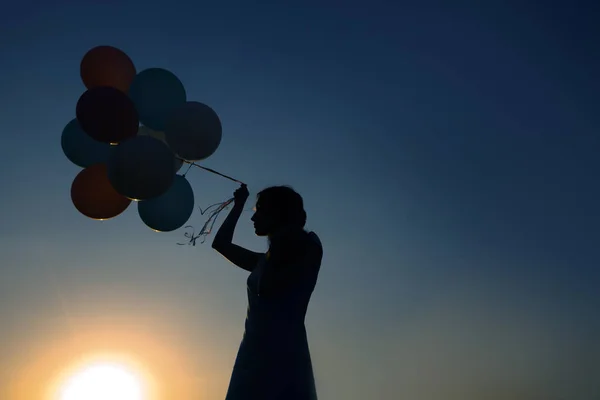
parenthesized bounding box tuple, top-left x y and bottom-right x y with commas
(225, 232, 322, 400)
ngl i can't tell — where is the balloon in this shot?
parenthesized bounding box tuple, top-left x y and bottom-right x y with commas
(76, 86, 139, 144)
(164, 101, 222, 161)
(107, 135, 176, 201)
(80, 46, 136, 93)
(138, 174, 195, 232)
(137, 125, 184, 172)
(61, 118, 111, 167)
(71, 163, 131, 220)
(128, 68, 186, 131)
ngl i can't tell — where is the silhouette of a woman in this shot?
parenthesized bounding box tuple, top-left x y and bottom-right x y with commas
(212, 184, 323, 400)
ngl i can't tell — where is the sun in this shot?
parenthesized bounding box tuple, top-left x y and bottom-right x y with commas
(59, 363, 144, 400)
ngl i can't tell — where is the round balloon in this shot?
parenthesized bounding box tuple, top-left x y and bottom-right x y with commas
(71, 163, 131, 220)
(76, 86, 139, 144)
(164, 101, 222, 161)
(107, 135, 176, 201)
(128, 68, 186, 131)
(137, 125, 184, 172)
(138, 174, 194, 232)
(80, 45, 136, 93)
(61, 118, 111, 167)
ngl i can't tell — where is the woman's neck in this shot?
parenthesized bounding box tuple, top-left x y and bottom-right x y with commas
(268, 225, 304, 242)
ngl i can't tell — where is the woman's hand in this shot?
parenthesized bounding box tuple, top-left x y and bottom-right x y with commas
(233, 184, 249, 205)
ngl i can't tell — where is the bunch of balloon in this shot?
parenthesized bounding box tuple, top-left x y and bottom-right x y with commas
(61, 45, 223, 233)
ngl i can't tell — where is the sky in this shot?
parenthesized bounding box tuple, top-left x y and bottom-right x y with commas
(0, 1, 599, 399)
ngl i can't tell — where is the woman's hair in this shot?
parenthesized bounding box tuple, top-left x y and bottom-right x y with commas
(256, 185, 307, 231)
(257, 186, 309, 263)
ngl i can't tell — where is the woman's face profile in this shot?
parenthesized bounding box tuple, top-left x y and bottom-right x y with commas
(251, 202, 275, 237)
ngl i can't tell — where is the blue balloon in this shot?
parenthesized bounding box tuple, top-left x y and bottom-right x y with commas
(138, 174, 194, 232)
(128, 68, 187, 131)
(61, 118, 111, 167)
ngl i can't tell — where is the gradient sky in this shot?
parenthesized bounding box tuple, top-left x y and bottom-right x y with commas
(1, 1, 599, 399)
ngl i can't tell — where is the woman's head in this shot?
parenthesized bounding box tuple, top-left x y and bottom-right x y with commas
(251, 186, 307, 237)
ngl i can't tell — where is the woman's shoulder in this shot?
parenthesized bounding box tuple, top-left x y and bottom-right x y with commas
(305, 231, 323, 257)
(306, 231, 321, 245)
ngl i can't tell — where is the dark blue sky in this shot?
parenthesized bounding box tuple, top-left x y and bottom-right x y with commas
(0, 1, 598, 399)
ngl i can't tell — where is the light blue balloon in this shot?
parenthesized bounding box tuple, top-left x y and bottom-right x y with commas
(128, 68, 187, 131)
(138, 174, 194, 232)
(61, 118, 111, 167)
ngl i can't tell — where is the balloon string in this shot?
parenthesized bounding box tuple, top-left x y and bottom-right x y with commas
(179, 159, 245, 185)
(175, 160, 245, 246)
(177, 198, 234, 246)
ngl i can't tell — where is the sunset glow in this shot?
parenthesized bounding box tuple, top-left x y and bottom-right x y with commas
(59, 363, 144, 400)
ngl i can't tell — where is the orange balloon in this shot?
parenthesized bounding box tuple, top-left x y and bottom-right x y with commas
(71, 163, 131, 220)
(80, 46, 136, 93)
